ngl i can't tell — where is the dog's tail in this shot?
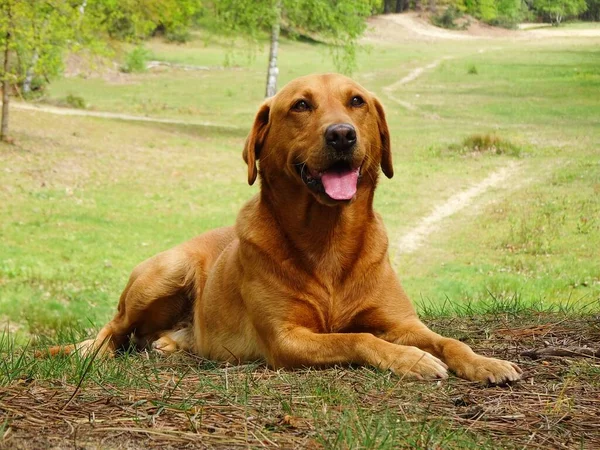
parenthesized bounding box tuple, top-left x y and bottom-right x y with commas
(35, 335, 113, 358)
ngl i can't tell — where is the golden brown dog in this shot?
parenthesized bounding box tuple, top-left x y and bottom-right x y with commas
(44, 74, 521, 383)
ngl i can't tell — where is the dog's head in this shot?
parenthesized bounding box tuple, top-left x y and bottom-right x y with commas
(243, 73, 392, 206)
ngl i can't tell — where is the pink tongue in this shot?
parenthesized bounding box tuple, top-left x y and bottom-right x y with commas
(321, 168, 359, 200)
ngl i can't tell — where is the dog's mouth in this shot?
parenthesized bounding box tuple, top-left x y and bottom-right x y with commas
(297, 161, 361, 201)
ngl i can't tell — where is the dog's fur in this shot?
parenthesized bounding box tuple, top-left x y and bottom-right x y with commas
(43, 74, 521, 383)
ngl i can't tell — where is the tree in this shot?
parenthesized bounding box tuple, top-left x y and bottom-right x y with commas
(534, 0, 587, 23)
(0, 0, 13, 141)
(84, 0, 204, 42)
(581, 0, 600, 19)
(265, 1, 282, 97)
(0, 0, 124, 141)
(208, 0, 373, 97)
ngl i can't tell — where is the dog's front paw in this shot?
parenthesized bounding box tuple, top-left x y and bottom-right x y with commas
(387, 346, 449, 380)
(458, 356, 522, 384)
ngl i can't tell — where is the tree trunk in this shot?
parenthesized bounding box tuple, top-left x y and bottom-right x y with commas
(395, 0, 404, 13)
(384, 0, 393, 13)
(23, 51, 39, 95)
(1, 32, 10, 142)
(265, 0, 281, 98)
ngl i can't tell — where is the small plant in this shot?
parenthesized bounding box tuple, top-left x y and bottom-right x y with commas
(65, 94, 86, 109)
(447, 133, 522, 157)
(121, 46, 150, 73)
(431, 6, 468, 30)
(165, 25, 192, 43)
(576, 216, 596, 234)
(468, 64, 478, 75)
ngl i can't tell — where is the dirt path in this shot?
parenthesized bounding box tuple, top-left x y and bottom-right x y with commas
(11, 102, 240, 130)
(365, 12, 600, 43)
(382, 56, 453, 111)
(393, 162, 523, 261)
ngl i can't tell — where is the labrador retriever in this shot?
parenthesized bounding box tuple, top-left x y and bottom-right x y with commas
(43, 74, 522, 383)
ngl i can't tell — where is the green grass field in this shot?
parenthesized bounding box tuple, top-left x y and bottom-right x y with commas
(1, 23, 599, 448)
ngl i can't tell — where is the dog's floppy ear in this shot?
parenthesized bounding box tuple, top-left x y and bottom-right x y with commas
(243, 99, 271, 185)
(373, 97, 393, 179)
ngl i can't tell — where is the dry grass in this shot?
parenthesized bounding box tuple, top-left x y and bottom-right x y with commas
(1, 313, 599, 449)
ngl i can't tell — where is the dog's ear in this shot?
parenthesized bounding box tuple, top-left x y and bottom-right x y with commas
(243, 99, 271, 185)
(373, 97, 393, 179)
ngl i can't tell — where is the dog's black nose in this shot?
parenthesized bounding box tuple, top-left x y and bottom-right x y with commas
(325, 124, 357, 152)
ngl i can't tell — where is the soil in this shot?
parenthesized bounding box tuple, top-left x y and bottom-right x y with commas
(1, 314, 598, 449)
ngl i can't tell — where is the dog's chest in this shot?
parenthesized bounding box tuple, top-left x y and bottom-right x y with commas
(312, 284, 372, 334)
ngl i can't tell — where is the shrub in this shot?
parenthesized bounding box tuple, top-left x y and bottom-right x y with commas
(468, 64, 479, 75)
(121, 46, 150, 73)
(431, 6, 467, 29)
(164, 25, 192, 43)
(65, 94, 86, 109)
(448, 133, 522, 157)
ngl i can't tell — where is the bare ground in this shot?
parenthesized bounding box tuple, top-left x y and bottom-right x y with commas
(394, 162, 523, 259)
(1, 314, 599, 449)
(363, 12, 600, 43)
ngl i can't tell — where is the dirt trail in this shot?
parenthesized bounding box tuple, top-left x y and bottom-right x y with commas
(379, 41, 523, 260)
(364, 12, 600, 43)
(11, 102, 240, 130)
(394, 162, 522, 260)
(382, 56, 453, 111)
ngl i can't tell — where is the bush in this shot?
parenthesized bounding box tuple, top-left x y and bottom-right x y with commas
(447, 133, 522, 157)
(65, 94, 86, 109)
(121, 46, 150, 73)
(431, 6, 467, 29)
(164, 25, 192, 43)
(22, 76, 47, 100)
(489, 15, 521, 28)
(468, 64, 479, 74)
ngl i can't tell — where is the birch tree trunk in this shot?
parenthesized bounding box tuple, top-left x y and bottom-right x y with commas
(1, 32, 10, 141)
(265, 0, 281, 98)
(22, 51, 39, 95)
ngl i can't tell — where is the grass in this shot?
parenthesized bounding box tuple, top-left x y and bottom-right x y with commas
(2, 313, 599, 448)
(1, 23, 600, 448)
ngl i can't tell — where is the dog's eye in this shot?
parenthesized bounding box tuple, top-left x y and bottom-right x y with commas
(291, 100, 311, 112)
(350, 96, 365, 107)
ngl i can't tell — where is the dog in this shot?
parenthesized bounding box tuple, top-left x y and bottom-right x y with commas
(43, 74, 521, 383)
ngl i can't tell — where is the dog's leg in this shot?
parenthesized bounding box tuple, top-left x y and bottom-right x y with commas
(268, 328, 448, 380)
(151, 327, 194, 355)
(378, 320, 522, 383)
(39, 249, 194, 358)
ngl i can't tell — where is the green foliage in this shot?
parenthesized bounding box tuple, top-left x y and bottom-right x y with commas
(121, 45, 150, 73)
(0, 0, 110, 97)
(205, 0, 372, 74)
(283, 0, 371, 73)
(65, 93, 86, 109)
(447, 133, 522, 156)
(85, 0, 204, 42)
(468, 64, 478, 74)
(581, 0, 600, 20)
(461, 0, 527, 27)
(164, 25, 192, 43)
(491, 0, 525, 27)
(533, 0, 588, 24)
(431, 6, 468, 29)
